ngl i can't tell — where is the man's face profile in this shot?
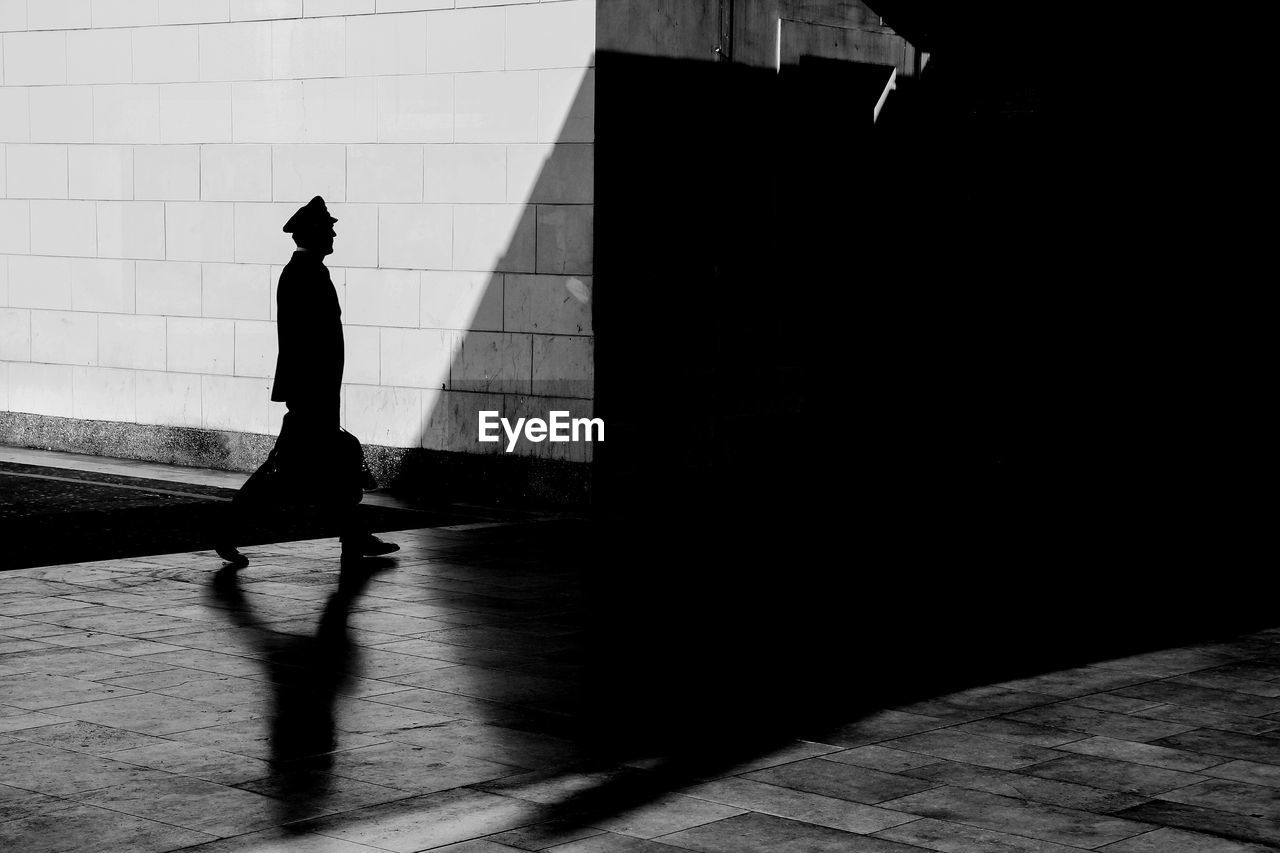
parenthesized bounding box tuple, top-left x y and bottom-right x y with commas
(296, 225, 336, 256)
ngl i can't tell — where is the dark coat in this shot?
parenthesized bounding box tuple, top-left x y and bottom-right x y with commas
(270, 251, 344, 414)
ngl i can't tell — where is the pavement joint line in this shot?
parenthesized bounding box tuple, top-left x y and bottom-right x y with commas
(0, 470, 233, 503)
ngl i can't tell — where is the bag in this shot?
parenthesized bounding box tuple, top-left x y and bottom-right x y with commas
(338, 428, 378, 492)
(260, 418, 374, 503)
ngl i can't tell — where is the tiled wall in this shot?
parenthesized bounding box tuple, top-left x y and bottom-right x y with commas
(0, 0, 595, 463)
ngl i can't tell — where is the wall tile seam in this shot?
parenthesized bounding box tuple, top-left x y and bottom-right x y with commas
(344, 321, 592, 339)
(7, 3, 586, 33)
(7, 58, 592, 87)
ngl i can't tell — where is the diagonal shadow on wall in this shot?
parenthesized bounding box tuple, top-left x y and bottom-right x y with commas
(389, 67, 597, 508)
(374, 8, 1280, 833)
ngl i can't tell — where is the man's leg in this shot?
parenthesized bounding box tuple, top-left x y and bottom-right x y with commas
(331, 429, 398, 559)
(214, 451, 279, 568)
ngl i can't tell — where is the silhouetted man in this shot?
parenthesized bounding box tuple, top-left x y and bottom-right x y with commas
(215, 196, 397, 567)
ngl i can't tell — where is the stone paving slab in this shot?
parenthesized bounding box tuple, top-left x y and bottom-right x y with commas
(3, 524, 1280, 852)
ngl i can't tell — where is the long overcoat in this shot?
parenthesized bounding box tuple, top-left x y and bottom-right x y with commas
(270, 250, 344, 421)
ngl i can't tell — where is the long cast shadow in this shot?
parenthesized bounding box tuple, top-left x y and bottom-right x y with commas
(377, 0, 1270, 837)
(208, 558, 396, 826)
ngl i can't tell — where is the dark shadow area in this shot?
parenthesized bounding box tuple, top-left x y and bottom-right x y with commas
(0, 462, 449, 571)
(234, 2, 1268, 837)
(553, 3, 1269, 831)
(207, 558, 397, 827)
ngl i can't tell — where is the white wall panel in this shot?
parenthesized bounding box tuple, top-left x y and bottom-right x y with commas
(378, 203, 451, 270)
(421, 270, 501, 331)
(99, 314, 166, 370)
(234, 0, 303, 21)
(71, 258, 135, 314)
(507, 143, 593, 204)
(200, 22, 273, 82)
(134, 145, 201, 201)
(343, 323, 379, 383)
(232, 80, 305, 143)
(202, 144, 273, 201)
(532, 332, 592, 398)
(535, 204, 592, 275)
(92, 0, 159, 28)
(7, 256, 71, 309)
(0, 88, 29, 142)
(379, 325, 451, 388)
(203, 262, 272, 319)
(73, 366, 136, 421)
(135, 260, 201, 316)
(6, 145, 68, 200)
(343, 383, 421, 446)
(160, 83, 234, 144)
(539, 67, 594, 143)
(375, 74, 453, 143)
(9, 362, 74, 417)
(31, 201, 97, 258)
(346, 11, 426, 77)
(344, 267, 418, 329)
(0, 200, 29, 254)
(504, 273, 591, 335)
(451, 330, 530, 394)
(70, 147, 133, 200)
(202, 374, 270, 432)
(165, 202, 236, 262)
(376, 1, 450, 12)
(233, 318, 277, 377)
(96, 201, 166, 260)
(453, 203, 534, 272)
(324, 203, 377, 267)
(504, 0, 594, 70)
(307, 1, 374, 16)
(0, 0, 26, 32)
(133, 26, 201, 84)
(68, 28, 132, 86)
(272, 143, 345, 201)
(425, 7, 503, 73)
(272, 17, 346, 79)
(4, 32, 67, 86)
(30, 87, 94, 143)
(30, 0, 92, 30)
(347, 144, 424, 203)
(234, 201, 299, 264)
(0, 307, 31, 361)
(168, 316, 235, 374)
(31, 310, 98, 366)
(136, 370, 201, 427)
(425, 144, 505, 203)
(454, 71, 538, 143)
(94, 85, 162, 144)
(159, 0, 232, 25)
(303, 77, 377, 143)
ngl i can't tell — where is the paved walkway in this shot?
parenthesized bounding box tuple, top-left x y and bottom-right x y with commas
(2, 455, 1280, 851)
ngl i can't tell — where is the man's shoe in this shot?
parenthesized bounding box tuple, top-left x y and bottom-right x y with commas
(341, 534, 399, 558)
(215, 544, 250, 569)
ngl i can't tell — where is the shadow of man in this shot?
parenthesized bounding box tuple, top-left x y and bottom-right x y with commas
(209, 560, 394, 827)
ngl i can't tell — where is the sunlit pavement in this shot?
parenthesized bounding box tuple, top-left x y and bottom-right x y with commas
(3, 463, 1280, 851)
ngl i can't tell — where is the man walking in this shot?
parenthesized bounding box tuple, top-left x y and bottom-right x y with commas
(215, 197, 398, 567)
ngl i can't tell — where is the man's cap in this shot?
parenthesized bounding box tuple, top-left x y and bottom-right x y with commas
(283, 196, 338, 234)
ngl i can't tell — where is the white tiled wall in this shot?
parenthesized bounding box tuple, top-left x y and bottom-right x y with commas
(1, 0, 594, 458)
